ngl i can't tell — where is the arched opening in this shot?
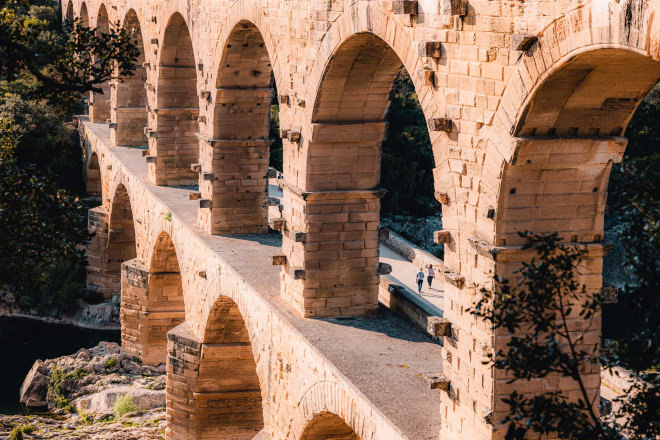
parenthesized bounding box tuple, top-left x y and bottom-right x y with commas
(500, 49, 660, 247)
(167, 295, 264, 438)
(489, 47, 660, 429)
(106, 184, 137, 295)
(151, 13, 199, 186)
(86, 152, 101, 196)
(110, 9, 148, 147)
(89, 4, 112, 123)
(79, 2, 88, 27)
(64, 1, 73, 25)
(282, 32, 437, 317)
(301, 412, 360, 440)
(199, 21, 275, 234)
(120, 232, 184, 365)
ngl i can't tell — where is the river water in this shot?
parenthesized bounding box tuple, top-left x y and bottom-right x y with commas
(0, 317, 120, 414)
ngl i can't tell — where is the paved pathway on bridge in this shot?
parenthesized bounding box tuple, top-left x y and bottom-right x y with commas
(87, 121, 444, 440)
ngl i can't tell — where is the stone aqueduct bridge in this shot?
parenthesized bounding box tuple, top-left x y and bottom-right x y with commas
(63, 0, 660, 438)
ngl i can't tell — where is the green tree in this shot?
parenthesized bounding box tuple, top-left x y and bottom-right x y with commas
(0, 0, 139, 99)
(0, 119, 90, 311)
(471, 232, 659, 440)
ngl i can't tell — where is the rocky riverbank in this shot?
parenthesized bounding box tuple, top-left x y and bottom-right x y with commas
(1, 342, 166, 440)
(0, 288, 120, 330)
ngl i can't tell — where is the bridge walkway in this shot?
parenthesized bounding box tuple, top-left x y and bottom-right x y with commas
(84, 120, 445, 440)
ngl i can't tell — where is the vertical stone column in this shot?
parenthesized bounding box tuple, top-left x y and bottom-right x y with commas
(89, 82, 111, 123)
(279, 121, 386, 317)
(198, 138, 270, 234)
(166, 322, 263, 440)
(439, 137, 624, 439)
(86, 206, 116, 297)
(149, 108, 199, 186)
(110, 75, 148, 147)
(121, 259, 185, 366)
(280, 186, 383, 317)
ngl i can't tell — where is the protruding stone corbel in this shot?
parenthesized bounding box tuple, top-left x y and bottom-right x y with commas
(286, 130, 301, 144)
(269, 218, 285, 231)
(190, 163, 201, 173)
(418, 41, 442, 59)
(450, 0, 468, 16)
(290, 267, 306, 280)
(199, 199, 212, 209)
(142, 62, 151, 69)
(427, 317, 452, 337)
(200, 91, 211, 101)
(435, 192, 449, 204)
(296, 98, 305, 107)
(512, 34, 538, 52)
(377, 262, 392, 275)
(197, 115, 206, 123)
(423, 374, 450, 391)
(272, 255, 287, 266)
(443, 271, 465, 289)
(433, 230, 451, 244)
(393, 0, 417, 14)
(428, 118, 452, 132)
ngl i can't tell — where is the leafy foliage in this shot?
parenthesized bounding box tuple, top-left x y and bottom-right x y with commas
(471, 232, 659, 440)
(0, 119, 90, 311)
(0, 0, 139, 100)
(113, 393, 137, 417)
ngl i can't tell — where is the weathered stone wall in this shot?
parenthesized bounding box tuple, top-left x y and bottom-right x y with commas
(71, 0, 660, 438)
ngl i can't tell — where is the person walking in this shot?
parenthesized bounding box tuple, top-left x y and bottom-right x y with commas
(416, 268, 425, 293)
(426, 264, 435, 289)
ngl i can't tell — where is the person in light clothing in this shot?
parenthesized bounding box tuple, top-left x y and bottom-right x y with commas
(426, 264, 435, 288)
(416, 268, 425, 293)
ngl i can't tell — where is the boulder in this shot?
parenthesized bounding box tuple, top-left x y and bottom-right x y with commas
(20, 360, 48, 407)
(74, 385, 165, 414)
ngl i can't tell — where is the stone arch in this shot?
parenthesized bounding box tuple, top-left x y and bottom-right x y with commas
(490, 45, 660, 249)
(121, 231, 185, 365)
(79, 2, 89, 27)
(150, 12, 199, 186)
(281, 31, 434, 317)
(88, 4, 112, 123)
(96, 3, 109, 31)
(86, 152, 102, 196)
(64, 0, 73, 24)
(300, 412, 360, 440)
(105, 183, 137, 293)
(198, 20, 275, 234)
(167, 294, 265, 439)
(286, 381, 377, 440)
(110, 9, 148, 147)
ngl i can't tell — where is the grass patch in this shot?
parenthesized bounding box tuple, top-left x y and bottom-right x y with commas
(113, 394, 137, 418)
